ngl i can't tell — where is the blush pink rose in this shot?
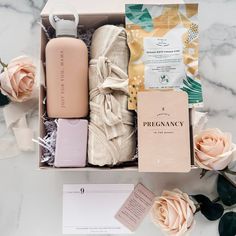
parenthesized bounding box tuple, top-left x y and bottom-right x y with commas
(151, 189, 196, 236)
(194, 128, 235, 170)
(0, 56, 36, 102)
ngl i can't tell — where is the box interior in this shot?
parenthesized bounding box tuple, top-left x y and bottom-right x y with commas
(39, 12, 197, 171)
(39, 13, 140, 171)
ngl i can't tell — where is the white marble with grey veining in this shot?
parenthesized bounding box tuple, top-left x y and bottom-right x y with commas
(0, 0, 235, 235)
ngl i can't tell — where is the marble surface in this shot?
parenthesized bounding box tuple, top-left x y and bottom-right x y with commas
(0, 0, 236, 235)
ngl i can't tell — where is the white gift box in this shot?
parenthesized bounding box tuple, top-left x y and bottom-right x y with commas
(39, 0, 196, 171)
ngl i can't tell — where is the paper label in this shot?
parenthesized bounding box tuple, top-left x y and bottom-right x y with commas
(63, 184, 134, 234)
(115, 183, 155, 231)
(143, 36, 185, 88)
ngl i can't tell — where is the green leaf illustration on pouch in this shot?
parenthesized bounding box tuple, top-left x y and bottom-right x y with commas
(125, 4, 153, 32)
(181, 76, 203, 104)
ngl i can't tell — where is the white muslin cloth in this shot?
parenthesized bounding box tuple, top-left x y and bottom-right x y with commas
(0, 90, 38, 159)
(88, 25, 136, 166)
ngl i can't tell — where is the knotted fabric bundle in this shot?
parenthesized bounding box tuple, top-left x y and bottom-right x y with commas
(88, 25, 136, 166)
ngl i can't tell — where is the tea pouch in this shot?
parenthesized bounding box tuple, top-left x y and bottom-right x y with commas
(125, 4, 203, 110)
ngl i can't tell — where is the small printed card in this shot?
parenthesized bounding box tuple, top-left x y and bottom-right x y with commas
(63, 184, 134, 234)
(115, 183, 156, 231)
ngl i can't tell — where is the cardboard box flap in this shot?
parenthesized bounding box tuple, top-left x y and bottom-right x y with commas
(41, 0, 183, 16)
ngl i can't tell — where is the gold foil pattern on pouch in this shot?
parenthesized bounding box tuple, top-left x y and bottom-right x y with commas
(125, 4, 201, 110)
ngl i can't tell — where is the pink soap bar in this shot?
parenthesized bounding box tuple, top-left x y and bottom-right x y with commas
(54, 119, 88, 167)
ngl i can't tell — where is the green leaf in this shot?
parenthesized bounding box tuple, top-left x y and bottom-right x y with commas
(193, 194, 224, 221)
(219, 212, 236, 236)
(217, 174, 236, 206)
(0, 92, 10, 106)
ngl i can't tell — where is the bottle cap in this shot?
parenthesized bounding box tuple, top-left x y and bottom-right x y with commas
(48, 3, 79, 38)
(55, 19, 77, 37)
